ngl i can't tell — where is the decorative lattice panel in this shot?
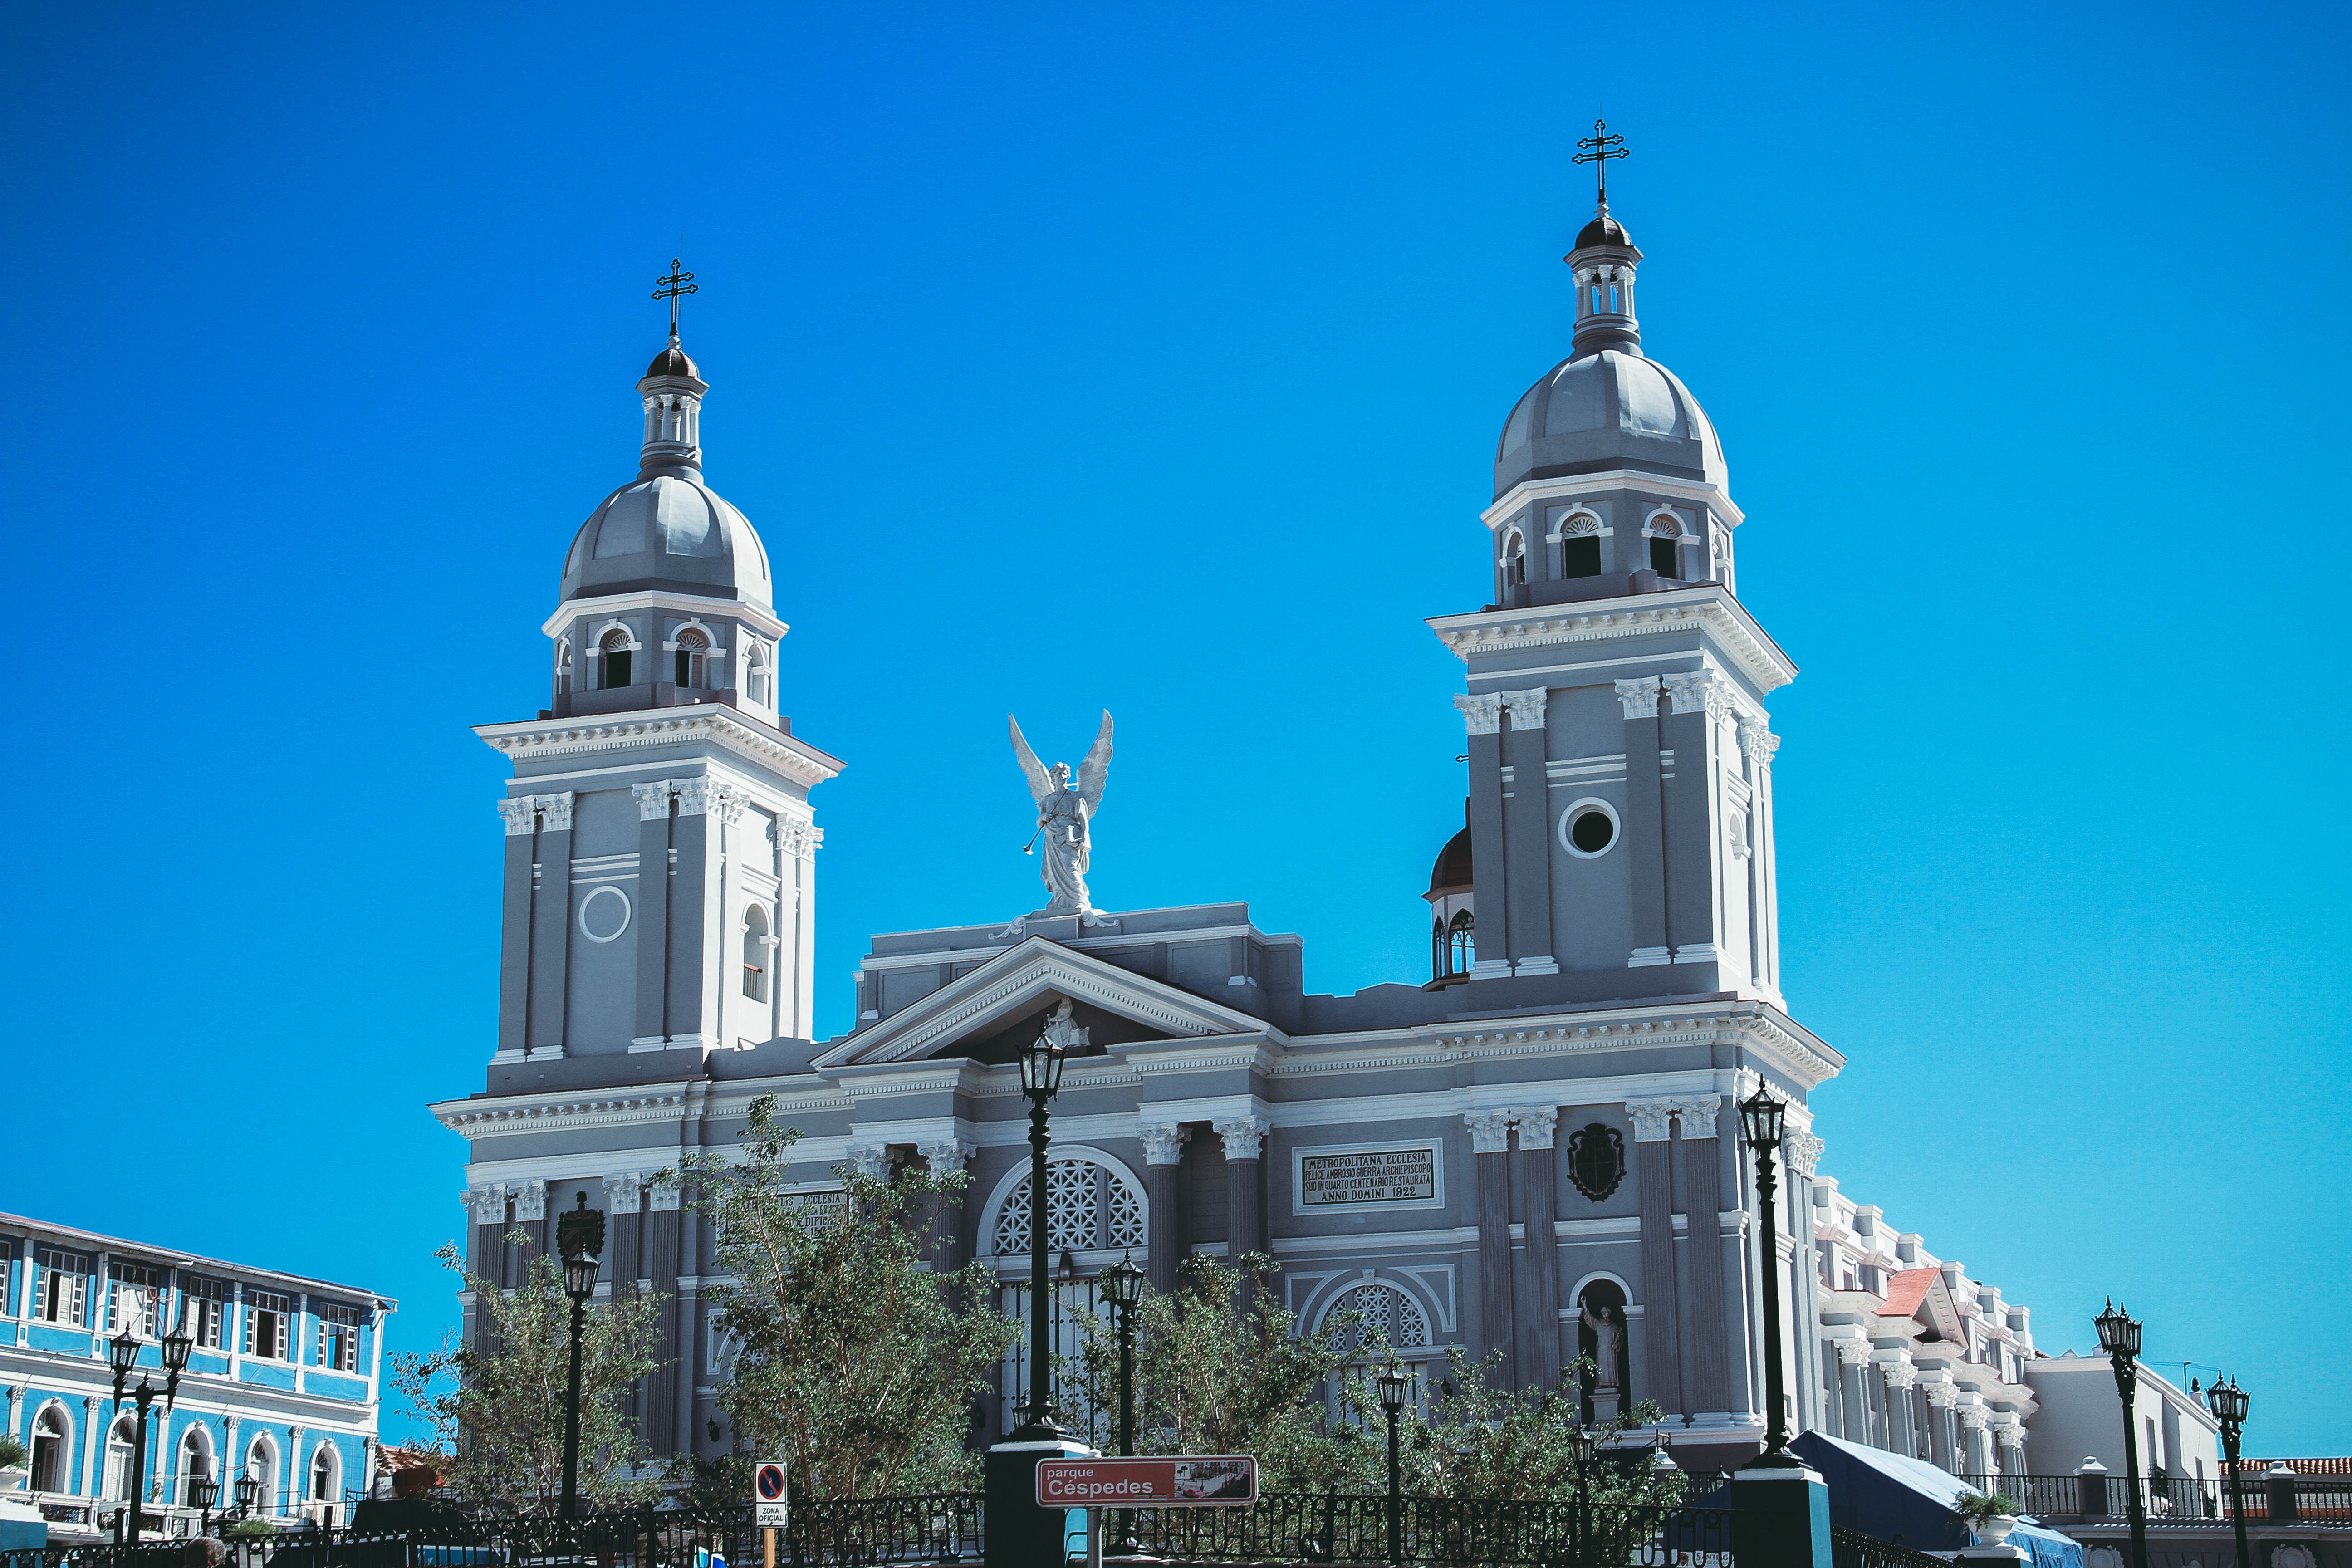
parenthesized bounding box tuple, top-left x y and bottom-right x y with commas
(994, 1158, 1133, 1256)
(1327, 1283, 1431, 1351)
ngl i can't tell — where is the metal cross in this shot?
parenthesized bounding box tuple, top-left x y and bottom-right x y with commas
(652, 258, 698, 338)
(1572, 116, 1629, 206)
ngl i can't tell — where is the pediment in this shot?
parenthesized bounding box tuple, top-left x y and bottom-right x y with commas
(1880, 1267, 1969, 1345)
(812, 936, 1278, 1070)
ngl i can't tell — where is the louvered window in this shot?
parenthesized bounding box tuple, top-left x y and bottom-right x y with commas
(36, 1250, 87, 1326)
(245, 1289, 290, 1360)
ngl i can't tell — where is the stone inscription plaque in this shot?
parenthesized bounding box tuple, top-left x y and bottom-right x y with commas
(1299, 1147, 1437, 1208)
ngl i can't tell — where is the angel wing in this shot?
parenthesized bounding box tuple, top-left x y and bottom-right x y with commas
(1073, 711, 1114, 813)
(1008, 715, 1055, 807)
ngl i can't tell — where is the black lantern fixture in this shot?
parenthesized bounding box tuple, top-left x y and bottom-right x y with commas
(1377, 1360, 1410, 1568)
(1008, 1014, 1069, 1439)
(2206, 1376, 2252, 1568)
(108, 1329, 141, 1377)
(235, 1471, 263, 1518)
(191, 1475, 220, 1535)
(1737, 1085, 1798, 1463)
(2094, 1300, 2151, 1568)
(555, 1191, 606, 1523)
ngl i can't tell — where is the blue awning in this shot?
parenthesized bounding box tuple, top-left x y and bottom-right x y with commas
(1786, 1431, 2082, 1568)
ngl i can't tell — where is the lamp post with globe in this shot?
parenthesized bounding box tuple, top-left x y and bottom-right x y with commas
(2205, 1377, 2252, 1568)
(2095, 1301, 2151, 1568)
(108, 1316, 193, 1545)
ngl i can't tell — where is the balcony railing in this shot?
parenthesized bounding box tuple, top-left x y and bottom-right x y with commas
(1957, 1473, 2352, 1524)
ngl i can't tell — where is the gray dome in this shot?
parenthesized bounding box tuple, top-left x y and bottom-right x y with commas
(559, 472, 773, 609)
(1492, 349, 1724, 500)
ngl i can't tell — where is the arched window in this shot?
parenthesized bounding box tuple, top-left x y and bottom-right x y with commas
(745, 642, 773, 708)
(1646, 514, 1683, 579)
(179, 1428, 212, 1505)
(31, 1406, 69, 1494)
(555, 638, 572, 696)
(1558, 511, 1602, 578)
(309, 1446, 337, 1502)
(246, 1438, 277, 1516)
(741, 904, 770, 1002)
(103, 1415, 138, 1500)
(1446, 910, 1475, 975)
(991, 1156, 1146, 1257)
(599, 628, 634, 690)
(1501, 530, 1528, 589)
(1321, 1282, 1433, 1356)
(674, 627, 710, 689)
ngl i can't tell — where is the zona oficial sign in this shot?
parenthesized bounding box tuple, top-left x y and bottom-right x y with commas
(1035, 1457, 1258, 1507)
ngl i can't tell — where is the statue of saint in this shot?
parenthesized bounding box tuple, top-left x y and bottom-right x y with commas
(1005, 712, 1115, 930)
(1580, 1300, 1623, 1390)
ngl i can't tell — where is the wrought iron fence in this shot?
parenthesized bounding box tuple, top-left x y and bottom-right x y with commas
(1831, 1526, 1951, 1568)
(0, 1495, 1755, 1568)
(1122, 1493, 1735, 1567)
(1953, 1472, 2352, 1525)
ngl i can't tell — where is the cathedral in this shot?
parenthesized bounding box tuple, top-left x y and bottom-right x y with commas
(429, 180, 2052, 1478)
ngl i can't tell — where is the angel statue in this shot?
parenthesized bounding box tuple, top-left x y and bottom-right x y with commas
(1003, 711, 1115, 932)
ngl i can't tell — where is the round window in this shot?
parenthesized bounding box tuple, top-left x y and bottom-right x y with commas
(1571, 810, 1615, 854)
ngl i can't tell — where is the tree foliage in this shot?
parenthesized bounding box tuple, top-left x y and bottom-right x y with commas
(681, 1095, 1017, 1500)
(393, 1239, 662, 1516)
(1073, 1256, 1681, 1505)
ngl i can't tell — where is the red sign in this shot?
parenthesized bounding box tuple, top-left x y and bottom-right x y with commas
(1035, 1456, 1258, 1507)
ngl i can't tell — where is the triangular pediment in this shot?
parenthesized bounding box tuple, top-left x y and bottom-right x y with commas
(1880, 1267, 1968, 1345)
(812, 936, 1279, 1070)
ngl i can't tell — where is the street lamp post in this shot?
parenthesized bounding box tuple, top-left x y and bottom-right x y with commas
(234, 1472, 263, 1520)
(2205, 1377, 2252, 1568)
(1568, 1422, 1597, 1568)
(1100, 1253, 1147, 1553)
(1010, 1023, 1069, 1438)
(108, 1316, 194, 1545)
(2095, 1301, 2151, 1568)
(556, 1191, 608, 1523)
(1737, 1087, 1796, 1464)
(1377, 1360, 1409, 1568)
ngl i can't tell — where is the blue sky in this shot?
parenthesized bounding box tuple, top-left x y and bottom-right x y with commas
(4, 1, 2346, 1453)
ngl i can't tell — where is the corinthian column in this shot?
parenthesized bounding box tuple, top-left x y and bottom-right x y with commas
(1139, 1123, 1189, 1294)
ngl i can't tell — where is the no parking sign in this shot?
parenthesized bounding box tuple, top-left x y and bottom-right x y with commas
(754, 1460, 789, 1527)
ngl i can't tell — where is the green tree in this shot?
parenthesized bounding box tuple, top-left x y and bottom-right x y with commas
(1072, 1254, 1377, 1489)
(393, 1239, 663, 1516)
(1073, 1257, 1677, 1507)
(679, 1095, 1017, 1500)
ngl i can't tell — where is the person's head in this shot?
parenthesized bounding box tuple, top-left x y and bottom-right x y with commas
(185, 1539, 228, 1568)
(1049, 761, 1071, 789)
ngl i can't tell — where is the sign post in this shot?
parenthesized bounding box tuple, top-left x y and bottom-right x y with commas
(754, 1460, 788, 1568)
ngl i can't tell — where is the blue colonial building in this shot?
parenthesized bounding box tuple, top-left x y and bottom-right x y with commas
(0, 1214, 393, 1542)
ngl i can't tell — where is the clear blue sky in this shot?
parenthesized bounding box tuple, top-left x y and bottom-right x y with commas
(4, 1, 2345, 1455)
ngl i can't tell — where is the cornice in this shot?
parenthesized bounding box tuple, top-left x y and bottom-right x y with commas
(1482, 470, 1746, 531)
(474, 708, 843, 789)
(431, 1090, 688, 1140)
(1426, 587, 1796, 695)
(543, 588, 789, 644)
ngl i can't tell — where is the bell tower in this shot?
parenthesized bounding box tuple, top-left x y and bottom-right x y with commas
(473, 269, 843, 1065)
(1428, 130, 1793, 1009)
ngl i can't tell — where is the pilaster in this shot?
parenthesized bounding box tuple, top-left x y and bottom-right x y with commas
(1511, 1107, 1562, 1388)
(1627, 1097, 1683, 1415)
(632, 781, 675, 1050)
(1455, 694, 1511, 978)
(1500, 689, 1555, 973)
(528, 793, 575, 1057)
(1674, 1094, 1730, 1416)
(1465, 1109, 1517, 1381)
(1661, 672, 1735, 969)
(496, 799, 537, 1059)
(667, 781, 714, 1048)
(1615, 679, 1670, 965)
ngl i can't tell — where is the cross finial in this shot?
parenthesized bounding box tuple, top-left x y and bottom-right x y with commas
(652, 258, 698, 341)
(1572, 116, 1629, 211)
